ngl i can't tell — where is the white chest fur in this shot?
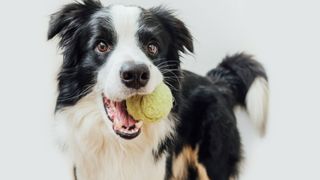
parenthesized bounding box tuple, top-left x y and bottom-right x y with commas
(74, 145, 167, 180)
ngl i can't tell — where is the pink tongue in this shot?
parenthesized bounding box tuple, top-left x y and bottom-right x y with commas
(111, 101, 136, 130)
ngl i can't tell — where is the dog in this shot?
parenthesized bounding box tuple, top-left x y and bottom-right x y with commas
(48, 0, 269, 179)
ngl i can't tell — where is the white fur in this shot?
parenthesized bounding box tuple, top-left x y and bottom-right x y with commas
(54, 6, 174, 180)
(245, 77, 269, 137)
(97, 5, 163, 101)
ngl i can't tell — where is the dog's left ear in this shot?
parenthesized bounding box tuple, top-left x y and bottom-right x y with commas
(47, 0, 102, 42)
(150, 6, 194, 54)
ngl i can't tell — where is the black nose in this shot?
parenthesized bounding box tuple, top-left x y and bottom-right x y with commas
(120, 62, 150, 89)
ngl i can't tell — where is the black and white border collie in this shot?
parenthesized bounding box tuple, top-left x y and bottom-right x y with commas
(48, 0, 269, 179)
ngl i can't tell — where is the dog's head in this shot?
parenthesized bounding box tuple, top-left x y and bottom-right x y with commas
(48, 0, 193, 141)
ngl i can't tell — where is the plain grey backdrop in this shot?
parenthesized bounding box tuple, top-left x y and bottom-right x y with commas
(0, 0, 319, 179)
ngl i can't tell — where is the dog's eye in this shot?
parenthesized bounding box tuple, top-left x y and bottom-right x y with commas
(147, 42, 159, 56)
(96, 41, 111, 53)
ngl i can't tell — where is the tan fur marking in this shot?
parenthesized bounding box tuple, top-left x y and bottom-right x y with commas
(197, 162, 210, 180)
(171, 146, 210, 180)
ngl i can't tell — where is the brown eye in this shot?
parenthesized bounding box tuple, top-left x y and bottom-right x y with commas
(147, 42, 159, 56)
(96, 41, 111, 53)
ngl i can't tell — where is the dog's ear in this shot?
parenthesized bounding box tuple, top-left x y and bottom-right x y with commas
(47, 0, 102, 42)
(150, 6, 194, 54)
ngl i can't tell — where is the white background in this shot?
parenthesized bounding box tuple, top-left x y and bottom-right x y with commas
(0, 0, 319, 179)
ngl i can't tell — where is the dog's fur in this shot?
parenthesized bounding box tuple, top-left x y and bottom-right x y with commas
(48, 1, 269, 180)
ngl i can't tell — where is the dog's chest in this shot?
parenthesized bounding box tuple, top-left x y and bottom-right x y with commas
(75, 146, 167, 180)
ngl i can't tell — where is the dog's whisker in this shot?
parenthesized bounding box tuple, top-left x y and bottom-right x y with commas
(162, 72, 183, 89)
(159, 68, 182, 73)
(57, 84, 96, 101)
(157, 65, 180, 70)
(153, 59, 180, 65)
(164, 79, 182, 91)
(163, 78, 180, 92)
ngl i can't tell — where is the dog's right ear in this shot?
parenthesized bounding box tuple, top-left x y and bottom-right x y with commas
(149, 6, 193, 54)
(47, 0, 102, 42)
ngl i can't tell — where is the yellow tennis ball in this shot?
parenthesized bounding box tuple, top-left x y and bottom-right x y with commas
(126, 82, 173, 122)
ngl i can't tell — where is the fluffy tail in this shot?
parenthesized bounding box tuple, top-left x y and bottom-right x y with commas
(206, 53, 269, 136)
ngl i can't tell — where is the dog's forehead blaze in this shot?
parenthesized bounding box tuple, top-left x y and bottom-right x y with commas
(109, 5, 142, 41)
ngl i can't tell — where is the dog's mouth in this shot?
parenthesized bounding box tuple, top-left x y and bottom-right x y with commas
(102, 94, 143, 140)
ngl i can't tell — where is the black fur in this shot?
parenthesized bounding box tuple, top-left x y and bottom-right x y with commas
(48, 1, 268, 180)
(170, 53, 267, 179)
(139, 6, 193, 109)
(48, 0, 107, 110)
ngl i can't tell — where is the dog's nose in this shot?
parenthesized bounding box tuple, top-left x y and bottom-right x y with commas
(120, 62, 150, 89)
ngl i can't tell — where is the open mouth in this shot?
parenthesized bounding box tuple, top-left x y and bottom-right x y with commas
(102, 94, 143, 140)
